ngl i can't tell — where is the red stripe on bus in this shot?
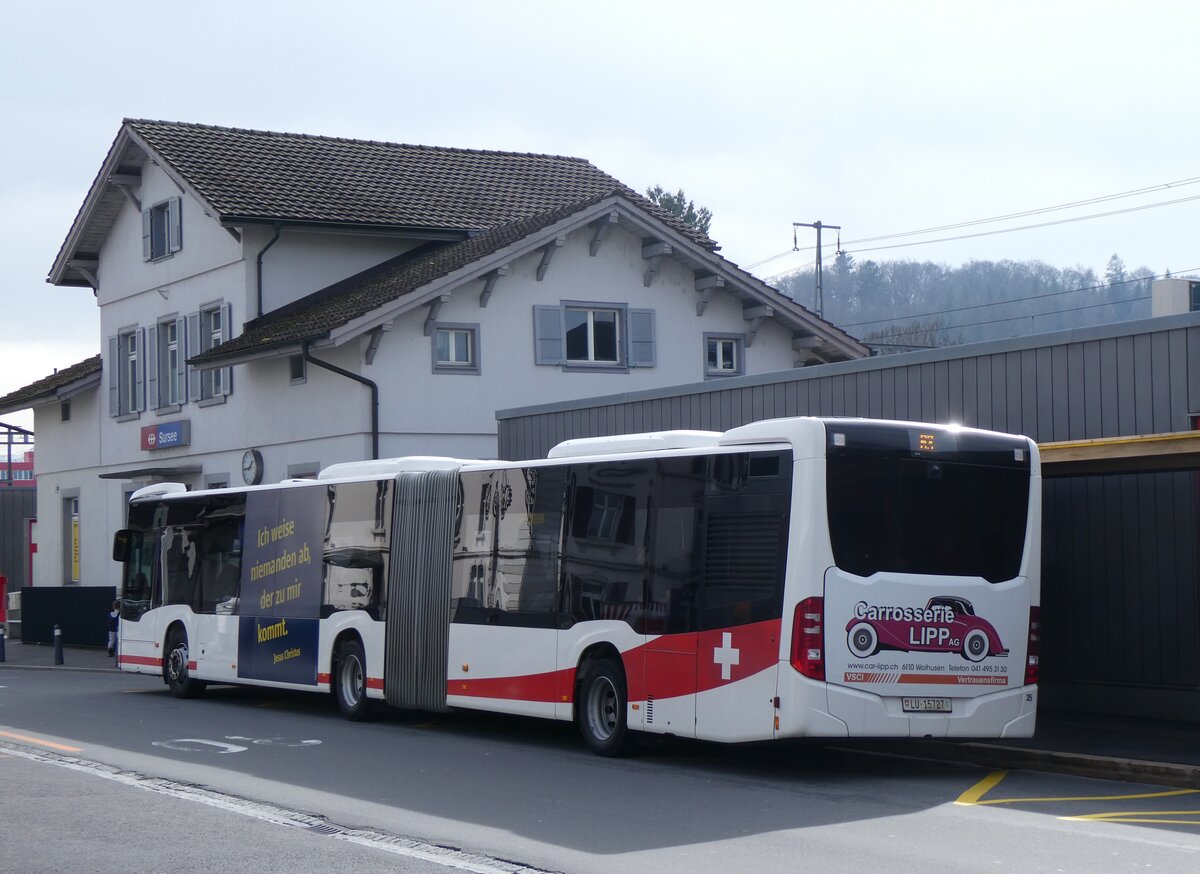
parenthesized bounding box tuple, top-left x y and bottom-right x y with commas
(449, 667, 574, 703)
(317, 673, 331, 685)
(120, 655, 162, 668)
(899, 673, 1009, 686)
(367, 677, 384, 690)
(449, 619, 783, 705)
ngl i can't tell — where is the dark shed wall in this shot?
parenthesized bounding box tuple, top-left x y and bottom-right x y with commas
(497, 312, 1200, 723)
(498, 312, 1200, 460)
(0, 488, 36, 588)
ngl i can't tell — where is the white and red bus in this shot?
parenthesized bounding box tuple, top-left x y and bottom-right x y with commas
(112, 416, 1040, 754)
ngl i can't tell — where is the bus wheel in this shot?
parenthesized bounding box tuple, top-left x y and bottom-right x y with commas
(164, 629, 206, 699)
(334, 639, 369, 721)
(578, 657, 634, 757)
(963, 629, 990, 662)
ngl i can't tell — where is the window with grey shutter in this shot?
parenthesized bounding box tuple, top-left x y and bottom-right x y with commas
(628, 309, 656, 368)
(107, 335, 119, 416)
(167, 197, 182, 253)
(133, 327, 146, 412)
(187, 312, 201, 402)
(141, 210, 152, 261)
(219, 302, 233, 396)
(533, 306, 564, 365)
(147, 324, 159, 409)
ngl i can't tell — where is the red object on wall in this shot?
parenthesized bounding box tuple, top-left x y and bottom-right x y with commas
(0, 574, 7, 623)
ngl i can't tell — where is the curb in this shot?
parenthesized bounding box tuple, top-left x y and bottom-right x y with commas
(0, 663, 122, 675)
(866, 740, 1200, 790)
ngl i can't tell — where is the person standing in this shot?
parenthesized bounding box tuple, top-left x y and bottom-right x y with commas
(107, 600, 120, 657)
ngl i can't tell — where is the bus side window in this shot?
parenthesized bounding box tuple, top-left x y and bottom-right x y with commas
(645, 456, 705, 634)
(323, 480, 391, 614)
(199, 521, 242, 614)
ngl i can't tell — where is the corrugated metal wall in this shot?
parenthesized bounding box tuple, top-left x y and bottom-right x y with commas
(497, 312, 1200, 722)
(0, 488, 36, 589)
(499, 313, 1200, 459)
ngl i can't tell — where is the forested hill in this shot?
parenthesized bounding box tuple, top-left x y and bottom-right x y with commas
(772, 254, 1184, 353)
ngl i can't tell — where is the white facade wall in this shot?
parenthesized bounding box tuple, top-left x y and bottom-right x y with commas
(34, 179, 806, 590)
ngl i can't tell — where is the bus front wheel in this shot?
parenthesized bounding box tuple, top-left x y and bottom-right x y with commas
(577, 656, 634, 757)
(334, 639, 369, 721)
(164, 629, 206, 699)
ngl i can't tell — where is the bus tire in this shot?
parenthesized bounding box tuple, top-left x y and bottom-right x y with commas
(334, 639, 370, 721)
(164, 628, 206, 699)
(847, 622, 878, 658)
(963, 629, 990, 662)
(578, 656, 634, 757)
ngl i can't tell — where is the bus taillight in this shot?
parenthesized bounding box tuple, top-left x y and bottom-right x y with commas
(1024, 606, 1040, 686)
(791, 596, 824, 680)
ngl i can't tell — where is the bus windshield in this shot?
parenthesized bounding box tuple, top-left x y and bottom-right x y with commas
(826, 423, 1030, 583)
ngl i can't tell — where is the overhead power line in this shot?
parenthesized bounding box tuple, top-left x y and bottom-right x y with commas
(744, 174, 1200, 272)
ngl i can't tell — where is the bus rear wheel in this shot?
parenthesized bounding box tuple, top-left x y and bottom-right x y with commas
(334, 639, 369, 721)
(164, 628, 206, 699)
(578, 656, 634, 757)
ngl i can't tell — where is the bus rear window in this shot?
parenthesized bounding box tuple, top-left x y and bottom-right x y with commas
(827, 450, 1030, 583)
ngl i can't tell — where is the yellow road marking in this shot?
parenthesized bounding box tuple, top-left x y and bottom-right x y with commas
(0, 731, 83, 752)
(956, 770, 1008, 805)
(978, 788, 1199, 805)
(1066, 809, 1200, 820)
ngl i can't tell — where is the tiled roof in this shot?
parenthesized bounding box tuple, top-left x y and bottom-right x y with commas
(192, 193, 619, 363)
(0, 355, 102, 413)
(125, 120, 715, 249)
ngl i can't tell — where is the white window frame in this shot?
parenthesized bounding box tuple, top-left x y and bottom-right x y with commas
(432, 323, 480, 374)
(143, 197, 181, 261)
(703, 332, 746, 379)
(564, 306, 622, 365)
(109, 327, 145, 418)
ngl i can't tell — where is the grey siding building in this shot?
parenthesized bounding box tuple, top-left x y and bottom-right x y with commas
(498, 311, 1200, 722)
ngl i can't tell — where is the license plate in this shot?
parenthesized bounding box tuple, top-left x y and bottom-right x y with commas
(902, 697, 951, 713)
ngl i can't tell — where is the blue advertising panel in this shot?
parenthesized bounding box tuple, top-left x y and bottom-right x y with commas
(236, 486, 326, 684)
(237, 616, 320, 684)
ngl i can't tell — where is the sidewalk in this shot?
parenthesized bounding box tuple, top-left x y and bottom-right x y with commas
(0, 640, 119, 672)
(2, 640, 1197, 787)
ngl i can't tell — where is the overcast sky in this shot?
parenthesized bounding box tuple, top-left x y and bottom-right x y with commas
(3, 0, 1199, 435)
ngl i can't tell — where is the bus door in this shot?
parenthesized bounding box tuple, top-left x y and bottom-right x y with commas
(447, 467, 566, 720)
(692, 451, 792, 743)
(638, 457, 700, 737)
(193, 517, 243, 682)
(114, 525, 157, 673)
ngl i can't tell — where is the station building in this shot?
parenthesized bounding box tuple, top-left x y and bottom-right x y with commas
(0, 119, 865, 596)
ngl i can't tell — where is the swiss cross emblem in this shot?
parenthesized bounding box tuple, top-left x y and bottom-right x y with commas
(713, 632, 740, 681)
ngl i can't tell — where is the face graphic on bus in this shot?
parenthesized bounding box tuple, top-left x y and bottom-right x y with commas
(845, 596, 1008, 662)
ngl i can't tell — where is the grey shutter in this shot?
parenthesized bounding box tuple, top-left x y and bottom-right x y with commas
(628, 308, 656, 368)
(147, 324, 159, 409)
(107, 335, 119, 416)
(220, 302, 233, 396)
(141, 209, 152, 261)
(174, 317, 187, 402)
(187, 312, 201, 401)
(168, 197, 182, 253)
(134, 327, 146, 411)
(533, 305, 563, 365)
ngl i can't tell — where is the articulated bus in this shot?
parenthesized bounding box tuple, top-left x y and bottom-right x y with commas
(112, 417, 1041, 755)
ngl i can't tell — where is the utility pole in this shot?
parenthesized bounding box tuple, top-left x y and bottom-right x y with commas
(792, 221, 841, 319)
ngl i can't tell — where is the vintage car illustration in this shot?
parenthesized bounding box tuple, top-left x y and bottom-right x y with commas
(845, 595, 1008, 662)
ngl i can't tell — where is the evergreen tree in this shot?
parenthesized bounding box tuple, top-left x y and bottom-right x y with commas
(645, 185, 713, 235)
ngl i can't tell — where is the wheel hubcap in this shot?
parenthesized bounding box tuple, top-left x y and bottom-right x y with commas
(587, 677, 618, 741)
(341, 656, 363, 705)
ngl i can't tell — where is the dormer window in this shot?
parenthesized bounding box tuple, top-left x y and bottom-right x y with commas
(142, 197, 182, 261)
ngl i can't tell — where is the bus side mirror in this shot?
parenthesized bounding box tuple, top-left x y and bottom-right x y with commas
(112, 530, 133, 562)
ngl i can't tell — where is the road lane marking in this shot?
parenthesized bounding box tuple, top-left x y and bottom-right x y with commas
(955, 770, 1008, 805)
(1065, 809, 1200, 824)
(0, 740, 553, 873)
(0, 731, 83, 752)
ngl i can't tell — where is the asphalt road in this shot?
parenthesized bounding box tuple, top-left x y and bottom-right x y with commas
(3, 669, 1200, 873)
